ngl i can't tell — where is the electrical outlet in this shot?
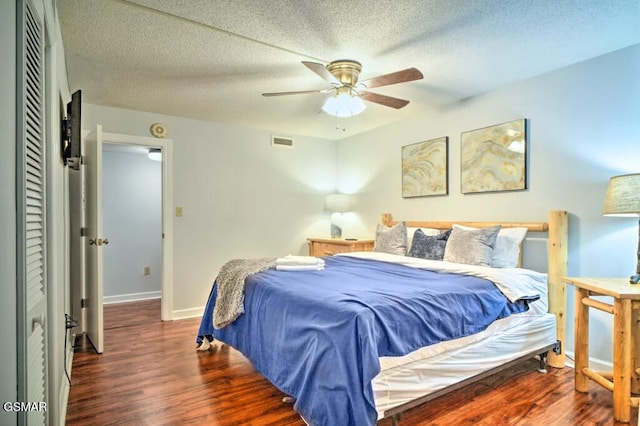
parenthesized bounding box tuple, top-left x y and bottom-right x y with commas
(143, 266, 150, 276)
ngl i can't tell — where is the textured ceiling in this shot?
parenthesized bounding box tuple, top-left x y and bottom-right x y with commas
(57, 0, 640, 140)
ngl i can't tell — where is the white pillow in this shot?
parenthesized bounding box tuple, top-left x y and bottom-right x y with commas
(453, 224, 528, 268)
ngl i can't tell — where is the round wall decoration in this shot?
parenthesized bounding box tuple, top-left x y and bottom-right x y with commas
(150, 122, 167, 138)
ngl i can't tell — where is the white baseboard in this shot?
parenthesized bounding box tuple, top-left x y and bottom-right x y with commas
(172, 306, 205, 320)
(564, 350, 612, 371)
(103, 291, 161, 305)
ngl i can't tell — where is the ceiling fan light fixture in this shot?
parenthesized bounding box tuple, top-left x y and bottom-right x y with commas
(321, 93, 366, 118)
(147, 148, 162, 161)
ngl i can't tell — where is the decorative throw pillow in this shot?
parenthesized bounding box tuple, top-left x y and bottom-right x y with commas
(443, 225, 501, 267)
(374, 222, 408, 255)
(407, 229, 452, 260)
(406, 227, 442, 249)
(453, 224, 528, 268)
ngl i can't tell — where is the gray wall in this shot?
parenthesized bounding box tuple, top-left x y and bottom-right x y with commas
(82, 106, 337, 316)
(103, 149, 162, 301)
(0, 1, 18, 424)
(336, 44, 640, 366)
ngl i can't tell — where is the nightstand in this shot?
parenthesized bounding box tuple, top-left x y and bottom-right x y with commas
(564, 277, 640, 423)
(307, 238, 374, 257)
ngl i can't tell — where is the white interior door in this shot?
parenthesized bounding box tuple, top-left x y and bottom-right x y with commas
(84, 125, 105, 353)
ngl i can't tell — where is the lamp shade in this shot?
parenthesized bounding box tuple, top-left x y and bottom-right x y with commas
(603, 173, 640, 217)
(324, 193, 354, 213)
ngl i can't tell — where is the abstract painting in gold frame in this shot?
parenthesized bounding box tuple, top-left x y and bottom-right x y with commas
(402, 137, 448, 198)
(460, 119, 527, 194)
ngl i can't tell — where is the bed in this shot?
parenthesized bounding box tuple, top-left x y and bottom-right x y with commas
(196, 210, 568, 425)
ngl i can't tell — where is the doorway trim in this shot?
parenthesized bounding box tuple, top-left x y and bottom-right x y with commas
(100, 131, 173, 321)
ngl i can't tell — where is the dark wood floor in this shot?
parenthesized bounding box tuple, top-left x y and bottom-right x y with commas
(66, 300, 637, 425)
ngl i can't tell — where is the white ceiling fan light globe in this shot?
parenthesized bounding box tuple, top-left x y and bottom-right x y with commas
(321, 93, 367, 118)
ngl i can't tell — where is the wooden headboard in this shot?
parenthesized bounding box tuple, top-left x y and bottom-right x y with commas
(381, 210, 569, 368)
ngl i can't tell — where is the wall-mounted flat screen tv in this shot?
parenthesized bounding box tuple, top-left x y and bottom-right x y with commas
(62, 90, 81, 169)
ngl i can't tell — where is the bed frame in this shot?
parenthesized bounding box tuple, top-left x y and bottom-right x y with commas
(379, 210, 568, 423)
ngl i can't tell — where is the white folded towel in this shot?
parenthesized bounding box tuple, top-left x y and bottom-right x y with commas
(276, 264, 325, 271)
(276, 255, 325, 267)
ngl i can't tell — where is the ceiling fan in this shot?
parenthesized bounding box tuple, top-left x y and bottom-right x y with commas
(262, 60, 424, 117)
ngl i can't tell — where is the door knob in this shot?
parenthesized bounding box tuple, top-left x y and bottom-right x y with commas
(89, 238, 109, 246)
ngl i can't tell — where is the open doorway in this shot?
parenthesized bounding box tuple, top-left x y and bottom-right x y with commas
(102, 143, 162, 330)
(69, 126, 173, 353)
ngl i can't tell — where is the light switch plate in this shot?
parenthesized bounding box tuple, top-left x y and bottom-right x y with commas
(176, 207, 183, 217)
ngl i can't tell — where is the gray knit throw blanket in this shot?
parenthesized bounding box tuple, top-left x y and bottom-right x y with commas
(213, 257, 276, 329)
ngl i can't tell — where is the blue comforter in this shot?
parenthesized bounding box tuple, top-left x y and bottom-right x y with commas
(197, 255, 534, 425)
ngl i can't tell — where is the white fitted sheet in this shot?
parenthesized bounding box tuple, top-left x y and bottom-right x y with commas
(373, 312, 557, 418)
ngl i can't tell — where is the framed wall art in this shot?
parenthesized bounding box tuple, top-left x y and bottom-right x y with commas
(402, 136, 448, 198)
(460, 118, 527, 194)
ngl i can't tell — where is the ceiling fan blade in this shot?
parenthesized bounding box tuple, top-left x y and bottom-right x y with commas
(360, 67, 423, 89)
(360, 91, 410, 109)
(302, 61, 340, 85)
(262, 89, 329, 97)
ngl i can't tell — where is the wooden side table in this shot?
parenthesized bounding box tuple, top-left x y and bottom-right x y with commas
(307, 238, 374, 257)
(565, 277, 640, 423)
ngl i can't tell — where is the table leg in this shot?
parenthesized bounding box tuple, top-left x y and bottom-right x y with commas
(613, 298, 632, 422)
(574, 288, 589, 392)
(632, 308, 640, 394)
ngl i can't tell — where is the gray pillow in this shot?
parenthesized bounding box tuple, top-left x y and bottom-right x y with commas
(374, 222, 408, 255)
(408, 229, 452, 260)
(443, 225, 501, 266)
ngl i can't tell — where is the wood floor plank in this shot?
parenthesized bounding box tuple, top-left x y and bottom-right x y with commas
(67, 301, 637, 425)
(103, 299, 160, 330)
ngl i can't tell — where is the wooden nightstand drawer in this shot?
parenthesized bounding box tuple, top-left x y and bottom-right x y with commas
(307, 238, 374, 257)
(313, 242, 351, 256)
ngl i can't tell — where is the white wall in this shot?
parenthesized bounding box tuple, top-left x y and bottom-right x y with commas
(103, 149, 162, 301)
(336, 44, 640, 366)
(44, 9, 73, 425)
(0, 1, 18, 424)
(82, 105, 337, 315)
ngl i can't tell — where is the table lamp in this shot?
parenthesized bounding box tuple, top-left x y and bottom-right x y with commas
(324, 194, 353, 238)
(603, 173, 640, 284)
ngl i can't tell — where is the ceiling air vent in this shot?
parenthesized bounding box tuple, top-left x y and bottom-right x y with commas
(271, 135, 294, 148)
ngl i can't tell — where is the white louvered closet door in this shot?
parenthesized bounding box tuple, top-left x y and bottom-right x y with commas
(18, 0, 48, 424)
